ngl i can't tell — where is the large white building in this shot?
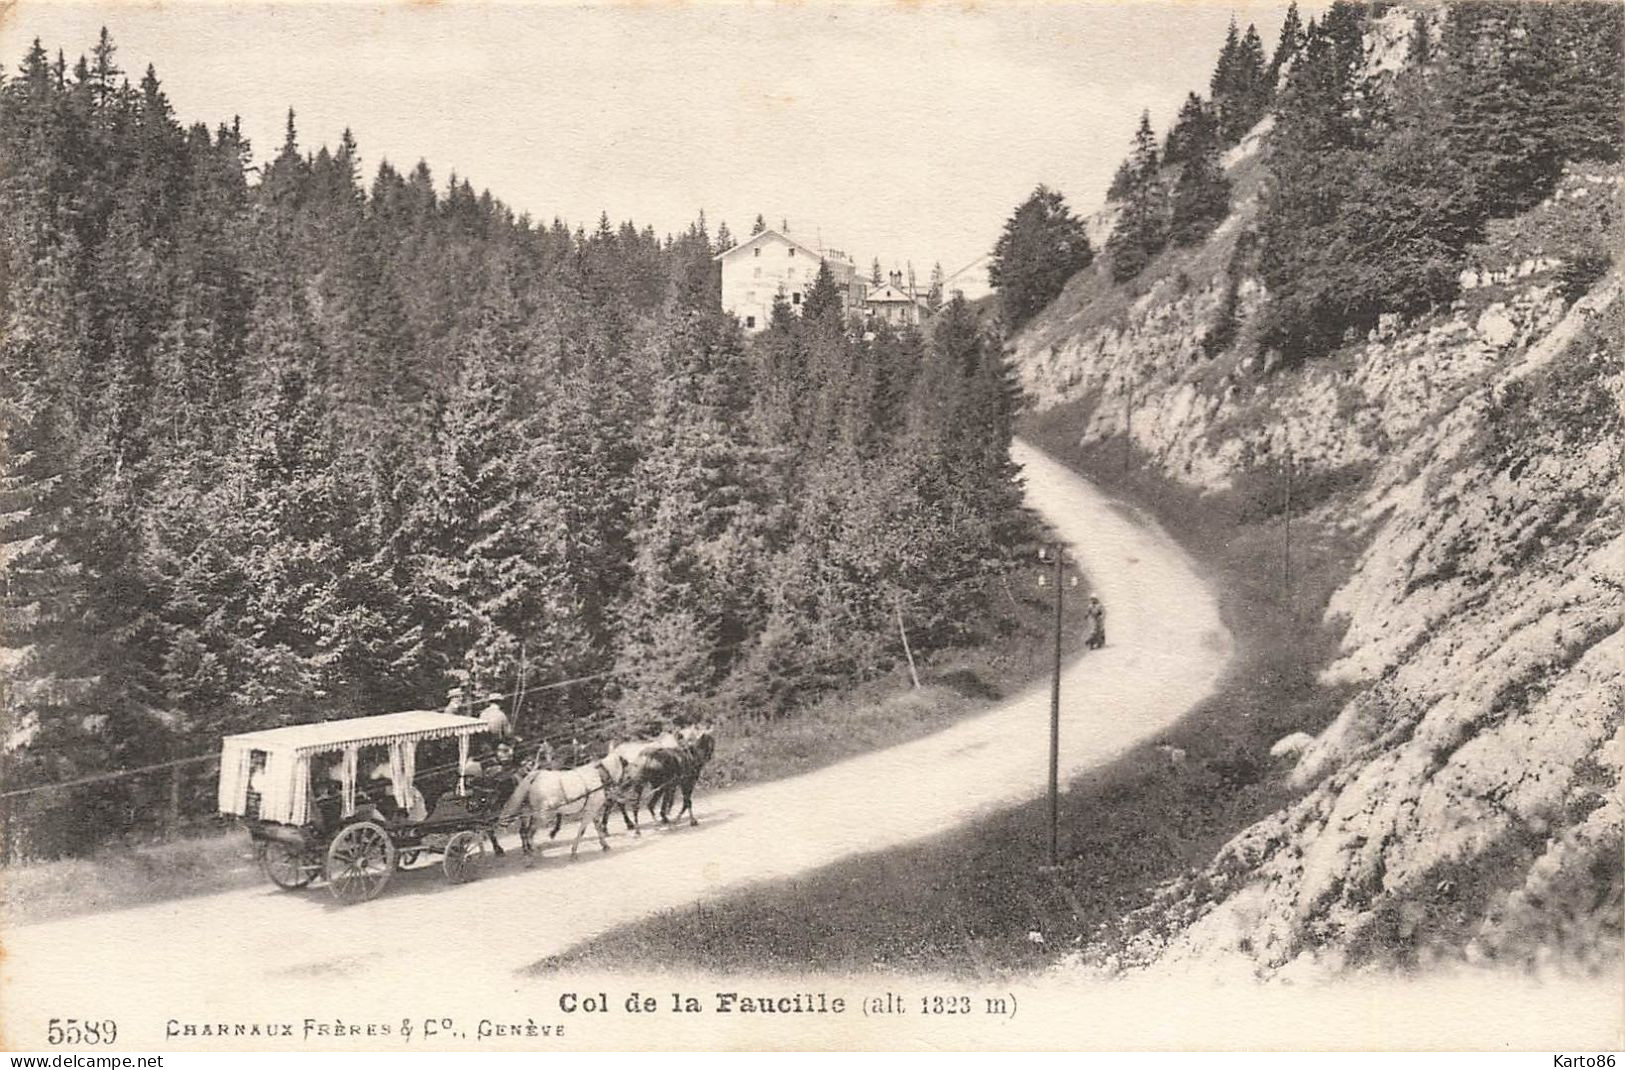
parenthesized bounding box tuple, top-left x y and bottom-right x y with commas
(715, 228, 862, 333)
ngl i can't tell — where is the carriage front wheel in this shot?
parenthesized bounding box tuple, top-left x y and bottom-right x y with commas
(256, 840, 312, 890)
(326, 821, 396, 904)
(443, 830, 487, 884)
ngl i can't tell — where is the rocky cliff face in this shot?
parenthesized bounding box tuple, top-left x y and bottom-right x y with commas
(1013, 58, 1623, 974)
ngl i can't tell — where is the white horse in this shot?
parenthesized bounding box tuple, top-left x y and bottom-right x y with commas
(499, 752, 635, 858)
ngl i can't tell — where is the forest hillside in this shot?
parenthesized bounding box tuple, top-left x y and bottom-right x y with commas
(0, 34, 1026, 858)
(1005, 0, 1623, 975)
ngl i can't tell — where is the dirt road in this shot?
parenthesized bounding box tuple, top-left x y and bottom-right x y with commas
(1, 440, 1232, 1042)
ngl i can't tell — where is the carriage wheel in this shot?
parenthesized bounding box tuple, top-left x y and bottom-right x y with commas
(256, 841, 312, 890)
(326, 821, 396, 904)
(443, 830, 487, 884)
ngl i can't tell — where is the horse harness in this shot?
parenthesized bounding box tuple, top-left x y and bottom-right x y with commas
(523, 759, 619, 809)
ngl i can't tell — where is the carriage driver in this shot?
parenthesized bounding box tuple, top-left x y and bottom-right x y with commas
(472, 743, 521, 804)
(479, 692, 511, 739)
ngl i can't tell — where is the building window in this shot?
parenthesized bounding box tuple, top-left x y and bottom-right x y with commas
(792, 292, 801, 305)
(753, 267, 762, 278)
(754, 248, 761, 257)
(746, 315, 756, 328)
(788, 247, 796, 257)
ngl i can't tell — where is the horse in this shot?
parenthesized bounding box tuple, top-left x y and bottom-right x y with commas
(600, 731, 680, 834)
(498, 752, 635, 858)
(529, 735, 667, 841)
(642, 725, 715, 828)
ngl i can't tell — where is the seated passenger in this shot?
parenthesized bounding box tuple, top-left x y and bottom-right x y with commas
(311, 767, 345, 831)
(362, 763, 403, 823)
(404, 783, 428, 824)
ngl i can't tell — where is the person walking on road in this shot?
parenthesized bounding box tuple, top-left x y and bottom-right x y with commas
(1085, 595, 1107, 650)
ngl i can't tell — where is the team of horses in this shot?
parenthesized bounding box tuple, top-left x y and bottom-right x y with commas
(497, 724, 716, 859)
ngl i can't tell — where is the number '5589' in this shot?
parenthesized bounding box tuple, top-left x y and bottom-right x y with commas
(46, 1018, 118, 1045)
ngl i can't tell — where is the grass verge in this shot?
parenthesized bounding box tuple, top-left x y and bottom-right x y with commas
(534, 407, 1367, 977)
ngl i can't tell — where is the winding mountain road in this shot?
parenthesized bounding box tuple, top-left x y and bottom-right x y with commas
(1, 440, 1232, 1043)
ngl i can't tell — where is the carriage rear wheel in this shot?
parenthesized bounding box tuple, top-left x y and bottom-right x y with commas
(256, 840, 312, 890)
(326, 821, 396, 904)
(442, 830, 487, 884)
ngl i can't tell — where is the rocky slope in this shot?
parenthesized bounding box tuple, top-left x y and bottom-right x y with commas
(1012, 15, 1624, 975)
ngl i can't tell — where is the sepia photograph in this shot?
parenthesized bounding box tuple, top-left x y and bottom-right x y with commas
(0, 0, 1620, 1054)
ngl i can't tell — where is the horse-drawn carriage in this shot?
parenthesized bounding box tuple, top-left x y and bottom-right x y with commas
(217, 711, 503, 904)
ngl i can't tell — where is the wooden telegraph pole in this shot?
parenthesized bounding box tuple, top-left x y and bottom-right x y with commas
(1283, 446, 1295, 619)
(1044, 545, 1064, 870)
(1123, 375, 1134, 475)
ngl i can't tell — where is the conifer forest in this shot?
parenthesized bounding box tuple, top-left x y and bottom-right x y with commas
(0, 33, 1027, 856)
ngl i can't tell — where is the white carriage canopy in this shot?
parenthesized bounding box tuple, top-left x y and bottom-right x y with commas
(218, 711, 489, 826)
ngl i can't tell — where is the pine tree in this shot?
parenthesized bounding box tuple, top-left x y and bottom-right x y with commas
(1270, 1, 1306, 84)
(406, 333, 591, 705)
(1210, 18, 1241, 117)
(802, 259, 843, 321)
(1169, 113, 1231, 246)
(751, 213, 766, 235)
(613, 311, 765, 727)
(1213, 20, 1272, 143)
(1164, 92, 1217, 166)
(1257, 3, 1374, 359)
(1106, 158, 1135, 202)
(927, 262, 944, 311)
(988, 185, 1093, 327)
(1441, 2, 1622, 219)
(1106, 111, 1167, 281)
(1238, 23, 1270, 108)
(88, 26, 119, 113)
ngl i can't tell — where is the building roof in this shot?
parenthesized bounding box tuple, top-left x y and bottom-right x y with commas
(714, 228, 852, 265)
(866, 282, 927, 306)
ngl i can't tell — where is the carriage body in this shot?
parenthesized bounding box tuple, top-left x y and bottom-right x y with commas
(218, 711, 499, 903)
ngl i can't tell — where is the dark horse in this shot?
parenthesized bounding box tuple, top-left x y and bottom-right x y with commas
(641, 724, 715, 827)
